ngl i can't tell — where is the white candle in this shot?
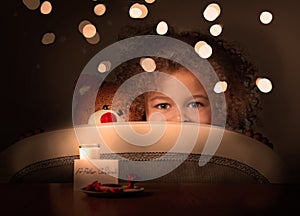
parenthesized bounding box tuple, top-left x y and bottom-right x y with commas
(79, 144, 100, 160)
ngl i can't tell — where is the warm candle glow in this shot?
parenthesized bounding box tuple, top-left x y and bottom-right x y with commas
(79, 144, 100, 160)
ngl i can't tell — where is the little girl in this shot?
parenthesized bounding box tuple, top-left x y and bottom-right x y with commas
(106, 24, 272, 148)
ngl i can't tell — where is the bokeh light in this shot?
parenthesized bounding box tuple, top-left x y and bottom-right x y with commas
(156, 21, 168, 35)
(94, 4, 106, 16)
(79, 85, 91, 96)
(41, 32, 55, 45)
(194, 41, 206, 53)
(210, 24, 222, 36)
(214, 81, 228, 93)
(97, 61, 111, 73)
(129, 7, 142, 18)
(195, 41, 212, 58)
(260, 11, 273, 24)
(23, 0, 40, 10)
(256, 78, 273, 93)
(78, 20, 91, 33)
(203, 3, 221, 22)
(140, 57, 156, 72)
(82, 23, 97, 38)
(86, 32, 100, 45)
(40, 1, 52, 15)
(198, 43, 212, 58)
(129, 3, 148, 19)
(145, 0, 155, 3)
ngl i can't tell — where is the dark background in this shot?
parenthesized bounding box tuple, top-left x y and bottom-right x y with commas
(2, 0, 300, 182)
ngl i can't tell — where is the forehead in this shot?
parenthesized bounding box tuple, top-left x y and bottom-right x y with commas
(156, 69, 206, 94)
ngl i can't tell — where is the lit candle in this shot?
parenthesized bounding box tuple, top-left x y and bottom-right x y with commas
(79, 144, 101, 160)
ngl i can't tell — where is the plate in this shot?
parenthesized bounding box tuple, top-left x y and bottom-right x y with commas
(81, 184, 145, 198)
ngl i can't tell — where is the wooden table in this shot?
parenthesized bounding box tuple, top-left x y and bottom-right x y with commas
(0, 183, 299, 215)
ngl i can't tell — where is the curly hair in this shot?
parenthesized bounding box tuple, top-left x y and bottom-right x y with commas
(103, 24, 261, 132)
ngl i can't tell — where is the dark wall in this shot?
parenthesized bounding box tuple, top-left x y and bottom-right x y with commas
(3, 0, 300, 182)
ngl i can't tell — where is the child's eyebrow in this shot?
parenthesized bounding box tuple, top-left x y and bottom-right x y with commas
(191, 95, 209, 101)
(148, 95, 171, 101)
(148, 94, 209, 102)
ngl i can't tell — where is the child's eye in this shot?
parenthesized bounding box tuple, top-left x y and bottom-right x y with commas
(187, 102, 203, 108)
(155, 103, 171, 109)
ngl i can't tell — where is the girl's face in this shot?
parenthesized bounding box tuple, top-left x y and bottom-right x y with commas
(145, 69, 211, 123)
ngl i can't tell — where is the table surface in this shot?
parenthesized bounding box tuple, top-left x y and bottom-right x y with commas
(0, 182, 299, 216)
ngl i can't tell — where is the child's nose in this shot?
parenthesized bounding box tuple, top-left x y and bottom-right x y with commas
(171, 107, 189, 122)
(168, 107, 181, 122)
(182, 115, 192, 122)
(181, 109, 199, 123)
